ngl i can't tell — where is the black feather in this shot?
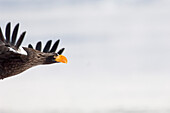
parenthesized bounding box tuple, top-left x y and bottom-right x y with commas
(11, 23, 19, 45)
(28, 44, 33, 49)
(0, 27, 5, 43)
(16, 31, 26, 49)
(43, 40, 52, 53)
(50, 39, 60, 52)
(57, 48, 65, 55)
(36, 41, 42, 51)
(5, 22, 11, 43)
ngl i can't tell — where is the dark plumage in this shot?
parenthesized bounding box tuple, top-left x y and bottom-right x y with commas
(0, 22, 67, 79)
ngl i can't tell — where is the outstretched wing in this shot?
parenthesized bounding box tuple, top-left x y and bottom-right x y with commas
(28, 39, 65, 55)
(0, 22, 26, 60)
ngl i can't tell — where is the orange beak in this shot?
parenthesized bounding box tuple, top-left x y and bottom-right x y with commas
(55, 55, 68, 64)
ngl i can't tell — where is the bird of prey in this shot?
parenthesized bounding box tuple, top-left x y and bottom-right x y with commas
(0, 22, 67, 79)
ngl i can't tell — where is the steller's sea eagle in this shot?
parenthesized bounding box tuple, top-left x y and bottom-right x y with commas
(0, 22, 67, 79)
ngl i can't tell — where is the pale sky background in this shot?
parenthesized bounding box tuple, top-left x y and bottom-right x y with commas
(0, 0, 170, 113)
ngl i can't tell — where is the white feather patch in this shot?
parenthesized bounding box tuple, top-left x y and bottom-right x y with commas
(9, 47, 27, 55)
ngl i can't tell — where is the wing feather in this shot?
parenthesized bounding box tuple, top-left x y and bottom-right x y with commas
(16, 31, 26, 49)
(11, 23, 19, 45)
(43, 40, 52, 53)
(28, 44, 33, 49)
(57, 48, 65, 55)
(50, 39, 60, 52)
(36, 41, 42, 51)
(5, 22, 11, 43)
(0, 27, 5, 43)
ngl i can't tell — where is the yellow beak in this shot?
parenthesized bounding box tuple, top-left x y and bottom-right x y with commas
(55, 55, 68, 64)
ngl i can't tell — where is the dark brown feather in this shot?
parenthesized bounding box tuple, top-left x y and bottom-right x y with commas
(5, 22, 10, 43)
(36, 41, 42, 51)
(0, 27, 5, 43)
(16, 31, 26, 49)
(43, 40, 52, 53)
(11, 23, 19, 45)
(28, 44, 33, 49)
(50, 39, 60, 52)
(57, 48, 65, 55)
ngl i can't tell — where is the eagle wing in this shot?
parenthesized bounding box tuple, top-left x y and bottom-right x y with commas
(28, 39, 65, 55)
(0, 22, 26, 61)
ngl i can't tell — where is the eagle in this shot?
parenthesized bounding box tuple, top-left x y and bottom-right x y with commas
(0, 22, 67, 79)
